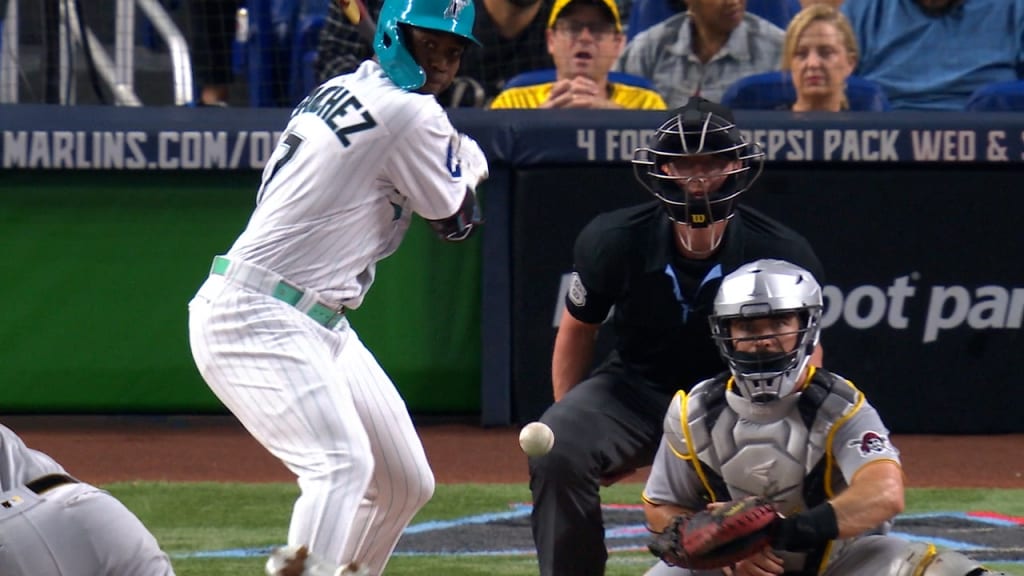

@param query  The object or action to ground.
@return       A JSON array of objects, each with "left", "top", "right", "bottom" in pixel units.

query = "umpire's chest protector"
[{"left": 674, "top": 370, "right": 860, "bottom": 517}]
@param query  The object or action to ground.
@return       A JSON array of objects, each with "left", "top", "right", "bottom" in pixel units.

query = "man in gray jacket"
[{"left": 616, "top": 0, "right": 784, "bottom": 106}]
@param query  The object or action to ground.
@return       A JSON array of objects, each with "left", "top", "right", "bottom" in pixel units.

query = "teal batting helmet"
[{"left": 374, "top": 0, "right": 480, "bottom": 91}]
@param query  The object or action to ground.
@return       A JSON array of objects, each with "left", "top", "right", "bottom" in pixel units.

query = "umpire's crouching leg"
[{"left": 528, "top": 373, "right": 671, "bottom": 576}]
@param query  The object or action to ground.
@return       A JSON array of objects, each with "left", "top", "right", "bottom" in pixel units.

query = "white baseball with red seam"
[{"left": 518, "top": 422, "right": 555, "bottom": 457}]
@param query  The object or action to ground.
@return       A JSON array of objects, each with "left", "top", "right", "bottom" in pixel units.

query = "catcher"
[{"left": 642, "top": 259, "right": 1005, "bottom": 576}]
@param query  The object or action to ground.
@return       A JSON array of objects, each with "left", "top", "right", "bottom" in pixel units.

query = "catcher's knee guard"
[{"left": 890, "top": 542, "right": 994, "bottom": 576}]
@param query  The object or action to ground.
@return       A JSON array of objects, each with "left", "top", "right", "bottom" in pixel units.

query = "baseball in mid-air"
[{"left": 518, "top": 422, "right": 555, "bottom": 457}]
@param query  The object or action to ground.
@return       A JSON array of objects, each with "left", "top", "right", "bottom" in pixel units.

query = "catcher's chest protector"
[
  {"left": 676, "top": 374, "right": 859, "bottom": 573},
  {"left": 684, "top": 372, "right": 859, "bottom": 516}
]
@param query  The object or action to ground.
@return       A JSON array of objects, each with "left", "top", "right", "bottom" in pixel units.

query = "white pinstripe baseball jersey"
[
  {"left": 189, "top": 56, "right": 488, "bottom": 576},
  {"left": 227, "top": 60, "right": 481, "bottom": 310}
]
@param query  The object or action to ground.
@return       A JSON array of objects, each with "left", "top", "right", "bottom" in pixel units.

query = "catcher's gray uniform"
[
  {"left": 642, "top": 368, "right": 931, "bottom": 576},
  {"left": 0, "top": 423, "right": 175, "bottom": 576}
]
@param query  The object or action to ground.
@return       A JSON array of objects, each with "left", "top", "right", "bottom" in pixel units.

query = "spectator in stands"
[
  {"left": 190, "top": 0, "right": 241, "bottom": 106},
  {"left": 314, "top": 0, "right": 379, "bottom": 83},
  {"left": 624, "top": 0, "right": 687, "bottom": 40},
  {"left": 615, "top": 0, "right": 785, "bottom": 107},
  {"left": 783, "top": 3, "right": 857, "bottom": 111},
  {"left": 316, "top": 0, "right": 554, "bottom": 107},
  {"left": 490, "top": 0, "right": 668, "bottom": 108},
  {"left": 842, "top": 0, "right": 1024, "bottom": 110}
]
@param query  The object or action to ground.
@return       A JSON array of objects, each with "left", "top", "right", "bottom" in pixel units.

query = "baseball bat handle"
[{"left": 339, "top": 0, "right": 377, "bottom": 44}]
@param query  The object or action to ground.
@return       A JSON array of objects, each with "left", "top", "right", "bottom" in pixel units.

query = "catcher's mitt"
[{"left": 648, "top": 496, "right": 779, "bottom": 570}]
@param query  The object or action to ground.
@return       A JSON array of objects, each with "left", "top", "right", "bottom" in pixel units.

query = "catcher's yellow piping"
[
  {"left": 679, "top": 388, "right": 717, "bottom": 502},
  {"left": 667, "top": 390, "right": 690, "bottom": 461},
  {"left": 913, "top": 543, "right": 938, "bottom": 576},
  {"left": 823, "top": 379, "right": 864, "bottom": 499},
  {"left": 798, "top": 365, "right": 816, "bottom": 393},
  {"left": 816, "top": 540, "right": 835, "bottom": 575}
]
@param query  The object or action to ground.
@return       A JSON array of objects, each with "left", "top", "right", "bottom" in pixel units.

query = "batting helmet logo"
[
  {"left": 848, "top": 431, "right": 894, "bottom": 457},
  {"left": 445, "top": 0, "right": 471, "bottom": 19}
]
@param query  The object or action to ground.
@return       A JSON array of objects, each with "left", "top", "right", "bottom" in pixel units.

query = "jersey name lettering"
[{"left": 293, "top": 85, "right": 378, "bottom": 148}]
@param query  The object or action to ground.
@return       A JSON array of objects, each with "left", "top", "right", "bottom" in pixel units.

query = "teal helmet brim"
[{"left": 374, "top": 0, "right": 479, "bottom": 91}]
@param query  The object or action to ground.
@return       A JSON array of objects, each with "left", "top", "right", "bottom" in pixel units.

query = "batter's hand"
[{"left": 457, "top": 133, "right": 489, "bottom": 188}]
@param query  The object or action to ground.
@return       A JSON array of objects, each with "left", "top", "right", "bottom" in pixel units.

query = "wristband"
[{"left": 772, "top": 501, "right": 839, "bottom": 551}]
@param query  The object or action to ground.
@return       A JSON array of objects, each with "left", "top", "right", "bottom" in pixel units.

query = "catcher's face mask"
[
  {"left": 719, "top": 313, "right": 807, "bottom": 402},
  {"left": 709, "top": 259, "right": 823, "bottom": 403}
]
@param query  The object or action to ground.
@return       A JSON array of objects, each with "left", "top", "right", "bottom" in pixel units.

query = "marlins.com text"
[{"left": 3, "top": 130, "right": 283, "bottom": 170}]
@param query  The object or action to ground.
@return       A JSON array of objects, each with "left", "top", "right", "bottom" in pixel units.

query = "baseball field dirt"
[{"left": 6, "top": 414, "right": 1022, "bottom": 488}]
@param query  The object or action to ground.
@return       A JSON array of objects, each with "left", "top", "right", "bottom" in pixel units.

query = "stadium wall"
[{"left": 0, "top": 106, "right": 1020, "bottom": 433}]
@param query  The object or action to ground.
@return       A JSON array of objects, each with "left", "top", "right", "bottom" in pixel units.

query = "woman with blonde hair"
[{"left": 782, "top": 4, "right": 858, "bottom": 111}]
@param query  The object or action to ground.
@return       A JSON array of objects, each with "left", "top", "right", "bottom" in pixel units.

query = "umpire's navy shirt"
[{"left": 566, "top": 201, "right": 825, "bottom": 394}]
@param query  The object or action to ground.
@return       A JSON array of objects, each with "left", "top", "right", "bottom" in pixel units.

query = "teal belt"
[{"left": 210, "top": 256, "right": 345, "bottom": 329}]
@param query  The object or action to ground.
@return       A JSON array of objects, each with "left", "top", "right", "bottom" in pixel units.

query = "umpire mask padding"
[{"left": 632, "top": 97, "right": 765, "bottom": 227}]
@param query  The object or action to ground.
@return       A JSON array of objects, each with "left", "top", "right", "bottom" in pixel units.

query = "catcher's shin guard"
[{"left": 891, "top": 542, "right": 1000, "bottom": 576}]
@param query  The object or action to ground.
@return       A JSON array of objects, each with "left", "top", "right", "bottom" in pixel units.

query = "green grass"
[{"left": 106, "top": 482, "right": 1024, "bottom": 576}]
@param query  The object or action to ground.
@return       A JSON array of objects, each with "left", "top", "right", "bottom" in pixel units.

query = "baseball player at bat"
[
  {"left": 642, "top": 259, "right": 1006, "bottom": 576},
  {"left": 186, "top": 0, "right": 487, "bottom": 573},
  {"left": 0, "top": 422, "right": 175, "bottom": 575},
  {"left": 316, "top": 0, "right": 554, "bottom": 107}
]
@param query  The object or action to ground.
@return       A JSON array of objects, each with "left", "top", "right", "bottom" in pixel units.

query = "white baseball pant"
[{"left": 188, "top": 270, "right": 434, "bottom": 574}]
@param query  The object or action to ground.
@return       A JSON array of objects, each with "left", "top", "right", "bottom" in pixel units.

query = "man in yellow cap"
[{"left": 489, "top": 0, "right": 667, "bottom": 108}]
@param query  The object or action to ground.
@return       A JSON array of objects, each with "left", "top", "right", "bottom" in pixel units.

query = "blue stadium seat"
[
  {"left": 290, "top": 11, "right": 327, "bottom": 104},
  {"left": 721, "top": 71, "right": 892, "bottom": 111},
  {"left": 964, "top": 80, "right": 1024, "bottom": 111},
  {"left": 239, "top": 0, "right": 329, "bottom": 106},
  {"left": 503, "top": 69, "right": 655, "bottom": 90},
  {"left": 625, "top": 0, "right": 676, "bottom": 41},
  {"left": 626, "top": 0, "right": 800, "bottom": 41},
  {"left": 746, "top": 0, "right": 802, "bottom": 30},
  {"left": 231, "top": 2, "right": 249, "bottom": 77},
  {"left": 239, "top": 0, "right": 288, "bottom": 106}
]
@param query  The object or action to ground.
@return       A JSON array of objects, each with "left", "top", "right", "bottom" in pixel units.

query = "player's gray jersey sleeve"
[
  {"left": 830, "top": 400, "right": 901, "bottom": 483},
  {"left": 643, "top": 392, "right": 707, "bottom": 510},
  {"left": 387, "top": 104, "right": 485, "bottom": 221},
  {"left": 0, "top": 423, "right": 67, "bottom": 491}
]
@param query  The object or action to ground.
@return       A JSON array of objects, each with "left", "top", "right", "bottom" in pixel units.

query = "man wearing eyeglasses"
[
  {"left": 616, "top": 0, "right": 785, "bottom": 107},
  {"left": 489, "top": 0, "right": 668, "bottom": 108}
]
